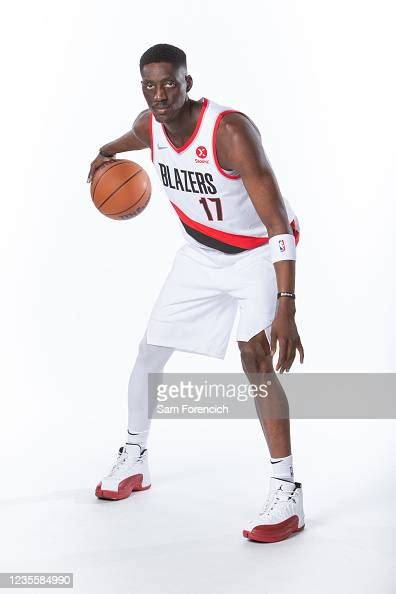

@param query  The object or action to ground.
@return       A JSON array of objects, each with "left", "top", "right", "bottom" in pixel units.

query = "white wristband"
[{"left": 269, "top": 233, "right": 296, "bottom": 263}]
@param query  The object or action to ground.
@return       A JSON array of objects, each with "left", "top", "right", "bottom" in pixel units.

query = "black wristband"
[
  {"left": 99, "top": 148, "right": 115, "bottom": 158},
  {"left": 277, "top": 292, "right": 295, "bottom": 299}
]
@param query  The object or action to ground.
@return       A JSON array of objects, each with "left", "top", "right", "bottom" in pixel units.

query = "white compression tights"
[{"left": 127, "top": 331, "right": 174, "bottom": 448}]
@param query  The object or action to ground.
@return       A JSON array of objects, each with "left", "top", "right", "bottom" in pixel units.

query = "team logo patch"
[
  {"left": 279, "top": 239, "right": 285, "bottom": 252},
  {"left": 196, "top": 146, "right": 207, "bottom": 158}
]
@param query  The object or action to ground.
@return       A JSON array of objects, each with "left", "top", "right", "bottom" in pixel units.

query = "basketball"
[{"left": 90, "top": 159, "right": 151, "bottom": 220}]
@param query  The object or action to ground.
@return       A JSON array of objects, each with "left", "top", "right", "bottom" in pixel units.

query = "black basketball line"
[
  {"left": 91, "top": 160, "right": 129, "bottom": 196},
  {"left": 110, "top": 181, "right": 150, "bottom": 215},
  {"left": 97, "top": 168, "right": 143, "bottom": 209}
]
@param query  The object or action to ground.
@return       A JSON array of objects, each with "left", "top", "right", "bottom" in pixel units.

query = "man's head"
[{"left": 140, "top": 44, "right": 193, "bottom": 122}]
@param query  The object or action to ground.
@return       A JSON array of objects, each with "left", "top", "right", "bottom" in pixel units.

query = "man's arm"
[
  {"left": 216, "top": 113, "right": 304, "bottom": 372},
  {"left": 87, "top": 110, "right": 151, "bottom": 182}
]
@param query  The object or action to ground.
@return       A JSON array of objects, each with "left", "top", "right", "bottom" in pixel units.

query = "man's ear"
[{"left": 186, "top": 75, "right": 193, "bottom": 92}]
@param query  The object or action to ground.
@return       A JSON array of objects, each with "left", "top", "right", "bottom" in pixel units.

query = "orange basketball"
[{"left": 90, "top": 159, "right": 151, "bottom": 220}]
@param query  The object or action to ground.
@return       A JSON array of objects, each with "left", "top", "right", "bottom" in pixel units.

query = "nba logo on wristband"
[{"left": 269, "top": 234, "right": 296, "bottom": 263}]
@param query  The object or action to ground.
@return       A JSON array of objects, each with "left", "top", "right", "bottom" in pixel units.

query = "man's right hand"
[
  {"left": 87, "top": 153, "right": 115, "bottom": 183},
  {"left": 87, "top": 111, "right": 151, "bottom": 183}
]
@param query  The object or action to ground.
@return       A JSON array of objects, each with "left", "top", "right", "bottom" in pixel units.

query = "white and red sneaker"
[
  {"left": 95, "top": 444, "right": 151, "bottom": 500},
  {"left": 243, "top": 478, "right": 305, "bottom": 543}
]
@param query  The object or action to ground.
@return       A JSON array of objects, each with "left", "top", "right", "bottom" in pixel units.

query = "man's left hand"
[{"left": 270, "top": 311, "right": 304, "bottom": 373}]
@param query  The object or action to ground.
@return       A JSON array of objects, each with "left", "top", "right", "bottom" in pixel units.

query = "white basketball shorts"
[{"left": 146, "top": 241, "right": 279, "bottom": 359}]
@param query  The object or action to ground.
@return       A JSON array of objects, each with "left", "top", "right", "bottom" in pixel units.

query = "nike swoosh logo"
[{"left": 157, "top": 145, "right": 168, "bottom": 150}]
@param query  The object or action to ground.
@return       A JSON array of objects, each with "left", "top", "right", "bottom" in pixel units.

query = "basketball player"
[{"left": 88, "top": 44, "right": 305, "bottom": 543}]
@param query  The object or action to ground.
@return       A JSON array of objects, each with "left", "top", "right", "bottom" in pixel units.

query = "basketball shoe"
[
  {"left": 243, "top": 477, "right": 305, "bottom": 543},
  {"left": 95, "top": 444, "right": 151, "bottom": 500}
]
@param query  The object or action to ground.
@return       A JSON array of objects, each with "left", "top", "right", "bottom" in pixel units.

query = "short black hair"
[{"left": 139, "top": 44, "right": 187, "bottom": 73}]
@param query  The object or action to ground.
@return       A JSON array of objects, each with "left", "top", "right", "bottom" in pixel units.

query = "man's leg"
[
  {"left": 127, "top": 330, "right": 174, "bottom": 448},
  {"left": 239, "top": 328, "right": 304, "bottom": 542},
  {"left": 238, "top": 328, "right": 291, "bottom": 459},
  {"left": 95, "top": 330, "right": 174, "bottom": 500}
]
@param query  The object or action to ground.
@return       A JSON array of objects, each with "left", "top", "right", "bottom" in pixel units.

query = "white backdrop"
[
  {"left": 1, "top": 0, "right": 395, "bottom": 470},
  {"left": 0, "top": 2, "right": 395, "bottom": 590}
]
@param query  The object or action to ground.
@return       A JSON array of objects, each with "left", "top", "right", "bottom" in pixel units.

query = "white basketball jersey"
[{"left": 150, "top": 97, "right": 299, "bottom": 253}]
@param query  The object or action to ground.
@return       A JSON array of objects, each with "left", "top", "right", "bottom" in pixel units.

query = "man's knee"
[
  {"left": 238, "top": 332, "right": 274, "bottom": 373},
  {"left": 137, "top": 332, "right": 173, "bottom": 369}
]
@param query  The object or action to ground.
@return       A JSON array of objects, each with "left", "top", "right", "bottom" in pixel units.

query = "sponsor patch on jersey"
[{"left": 195, "top": 145, "right": 209, "bottom": 164}]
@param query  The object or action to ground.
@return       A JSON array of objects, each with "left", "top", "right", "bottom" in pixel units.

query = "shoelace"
[
  {"left": 109, "top": 450, "right": 141, "bottom": 476},
  {"left": 259, "top": 487, "right": 296, "bottom": 517}
]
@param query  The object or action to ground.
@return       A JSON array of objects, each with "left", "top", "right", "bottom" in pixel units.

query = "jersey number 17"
[{"left": 199, "top": 197, "right": 223, "bottom": 221}]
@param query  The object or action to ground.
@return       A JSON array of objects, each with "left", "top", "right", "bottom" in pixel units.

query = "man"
[{"left": 88, "top": 43, "right": 305, "bottom": 543}]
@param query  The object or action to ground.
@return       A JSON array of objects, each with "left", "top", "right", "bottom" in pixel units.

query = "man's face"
[{"left": 141, "top": 62, "right": 192, "bottom": 123}]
